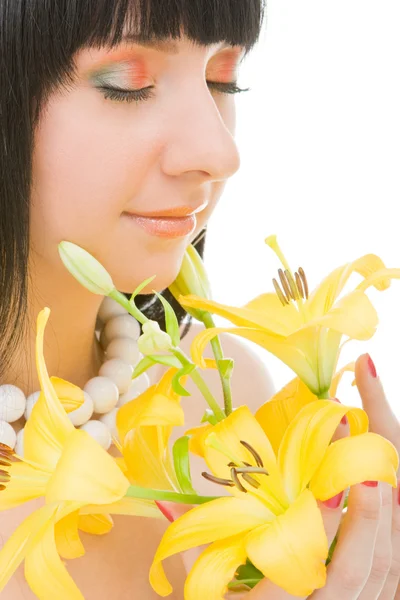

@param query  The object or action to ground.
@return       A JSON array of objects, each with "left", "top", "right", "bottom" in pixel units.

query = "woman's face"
[{"left": 30, "top": 34, "right": 243, "bottom": 292}]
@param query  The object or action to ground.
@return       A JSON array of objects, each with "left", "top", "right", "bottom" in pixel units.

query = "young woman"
[{"left": 0, "top": 1, "right": 399, "bottom": 598}]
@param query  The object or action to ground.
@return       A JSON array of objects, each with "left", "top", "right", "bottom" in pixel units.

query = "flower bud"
[
  {"left": 138, "top": 321, "right": 173, "bottom": 355},
  {"left": 169, "top": 244, "right": 211, "bottom": 318},
  {"left": 58, "top": 241, "right": 115, "bottom": 296}
]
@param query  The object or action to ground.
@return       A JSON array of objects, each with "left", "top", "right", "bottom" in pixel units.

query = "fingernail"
[
  {"left": 155, "top": 501, "right": 175, "bottom": 522},
  {"left": 332, "top": 398, "right": 348, "bottom": 425},
  {"left": 367, "top": 354, "right": 377, "bottom": 378},
  {"left": 322, "top": 491, "right": 344, "bottom": 508},
  {"left": 362, "top": 480, "right": 378, "bottom": 487}
]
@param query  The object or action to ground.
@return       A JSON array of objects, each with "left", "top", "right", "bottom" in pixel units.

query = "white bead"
[
  {"left": 98, "top": 297, "right": 127, "bottom": 323},
  {"left": 99, "top": 359, "right": 133, "bottom": 394},
  {"left": 98, "top": 407, "right": 119, "bottom": 442},
  {"left": 84, "top": 377, "right": 119, "bottom": 414},
  {"left": 80, "top": 420, "right": 111, "bottom": 451},
  {"left": 24, "top": 391, "right": 41, "bottom": 420},
  {"left": 0, "top": 385, "right": 27, "bottom": 423},
  {"left": 68, "top": 391, "right": 94, "bottom": 426},
  {"left": 117, "top": 373, "right": 150, "bottom": 407},
  {"left": 104, "top": 314, "right": 141, "bottom": 344},
  {"left": 15, "top": 428, "right": 24, "bottom": 457},
  {"left": 0, "top": 420, "right": 17, "bottom": 449},
  {"left": 106, "top": 337, "right": 142, "bottom": 367}
]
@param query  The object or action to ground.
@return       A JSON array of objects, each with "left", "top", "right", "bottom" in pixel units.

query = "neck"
[{"left": 4, "top": 255, "right": 105, "bottom": 396}]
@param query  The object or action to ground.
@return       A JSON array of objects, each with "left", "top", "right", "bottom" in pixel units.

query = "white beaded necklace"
[{"left": 0, "top": 297, "right": 150, "bottom": 455}]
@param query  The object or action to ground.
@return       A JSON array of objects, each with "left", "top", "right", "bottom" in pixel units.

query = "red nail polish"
[
  {"left": 367, "top": 354, "right": 377, "bottom": 378},
  {"left": 322, "top": 492, "right": 344, "bottom": 508},
  {"left": 362, "top": 480, "right": 378, "bottom": 487},
  {"left": 155, "top": 501, "right": 174, "bottom": 522},
  {"left": 332, "top": 398, "right": 348, "bottom": 425}
]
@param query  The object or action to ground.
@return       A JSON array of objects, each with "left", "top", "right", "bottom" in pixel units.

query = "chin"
[{"left": 111, "top": 251, "right": 186, "bottom": 295}]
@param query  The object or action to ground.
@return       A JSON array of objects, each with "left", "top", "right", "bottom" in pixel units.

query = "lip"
[
  {"left": 122, "top": 202, "right": 207, "bottom": 238},
  {"left": 123, "top": 213, "right": 197, "bottom": 238}
]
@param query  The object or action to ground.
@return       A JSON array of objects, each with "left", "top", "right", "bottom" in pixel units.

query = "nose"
[{"left": 160, "top": 83, "right": 241, "bottom": 182}]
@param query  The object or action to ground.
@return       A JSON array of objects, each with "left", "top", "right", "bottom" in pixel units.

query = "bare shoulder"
[{"left": 178, "top": 321, "right": 275, "bottom": 416}]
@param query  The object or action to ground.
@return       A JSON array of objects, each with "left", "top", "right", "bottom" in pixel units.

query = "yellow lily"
[
  {"left": 180, "top": 236, "right": 400, "bottom": 397},
  {"left": 0, "top": 308, "right": 160, "bottom": 600},
  {"left": 116, "top": 368, "right": 186, "bottom": 492},
  {"left": 149, "top": 399, "right": 398, "bottom": 599}
]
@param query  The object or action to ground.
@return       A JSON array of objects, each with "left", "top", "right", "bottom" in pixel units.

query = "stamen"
[
  {"left": 272, "top": 278, "right": 289, "bottom": 307},
  {"left": 241, "top": 473, "right": 261, "bottom": 489},
  {"left": 201, "top": 472, "right": 235, "bottom": 487},
  {"left": 284, "top": 270, "right": 300, "bottom": 300},
  {"left": 0, "top": 485, "right": 6, "bottom": 491},
  {"left": 295, "top": 272, "right": 305, "bottom": 299},
  {"left": 230, "top": 468, "right": 247, "bottom": 493},
  {"left": 227, "top": 462, "right": 237, "bottom": 468},
  {"left": 234, "top": 467, "right": 270, "bottom": 475},
  {"left": 278, "top": 269, "right": 293, "bottom": 302},
  {"left": 299, "top": 267, "right": 309, "bottom": 299},
  {"left": 240, "top": 440, "right": 264, "bottom": 468}
]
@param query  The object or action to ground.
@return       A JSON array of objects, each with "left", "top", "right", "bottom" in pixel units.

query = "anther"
[
  {"left": 201, "top": 472, "right": 235, "bottom": 488},
  {"left": 273, "top": 278, "right": 289, "bottom": 306},
  {"left": 284, "top": 270, "right": 300, "bottom": 300},
  {"left": 295, "top": 272, "right": 305, "bottom": 299},
  {"left": 240, "top": 440, "right": 264, "bottom": 468},
  {"left": 298, "top": 267, "right": 309, "bottom": 299},
  {"left": 278, "top": 269, "right": 293, "bottom": 302},
  {"left": 230, "top": 468, "right": 247, "bottom": 493}
]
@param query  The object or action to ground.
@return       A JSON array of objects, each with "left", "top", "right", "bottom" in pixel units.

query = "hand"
[{"left": 246, "top": 353, "right": 400, "bottom": 600}]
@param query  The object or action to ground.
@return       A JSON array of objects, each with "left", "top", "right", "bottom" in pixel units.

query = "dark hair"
[{"left": 0, "top": 0, "right": 266, "bottom": 378}]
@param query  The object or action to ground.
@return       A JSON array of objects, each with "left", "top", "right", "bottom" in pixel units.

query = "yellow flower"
[
  {"left": 180, "top": 236, "right": 400, "bottom": 396},
  {"left": 0, "top": 308, "right": 160, "bottom": 600},
  {"left": 169, "top": 243, "right": 211, "bottom": 320},
  {"left": 116, "top": 368, "right": 186, "bottom": 492},
  {"left": 149, "top": 399, "right": 398, "bottom": 599}
]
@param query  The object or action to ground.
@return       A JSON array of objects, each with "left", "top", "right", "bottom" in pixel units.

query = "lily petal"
[
  {"left": 54, "top": 510, "right": 85, "bottom": 559},
  {"left": 0, "top": 462, "right": 49, "bottom": 509},
  {"left": 357, "top": 267, "right": 400, "bottom": 293},
  {"left": 255, "top": 378, "right": 317, "bottom": 456},
  {"left": 50, "top": 377, "right": 85, "bottom": 414},
  {"left": 186, "top": 424, "right": 213, "bottom": 457},
  {"left": 184, "top": 533, "right": 247, "bottom": 600},
  {"left": 78, "top": 513, "right": 114, "bottom": 535},
  {"left": 46, "top": 429, "right": 129, "bottom": 505},
  {"left": 179, "top": 294, "right": 301, "bottom": 335},
  {"left": 25, "top": 513, "right": 84, "bottom": 600},
  {"left": 24, "top": 309, "right": 74, "bottom": 470},
  {"left": 116, "top": 389, "right": 184, "bottom": 444},
  {"left": 149, "top": 495, "right": 274, "bottom": 597},
  {"left": 245, "top": 489, "right": 328, "bottom": 597},
  {"left": 189, "top": 326, "right": 319, "bottom": 392},
  {"left": 309, "top": 432, "right": 399, "bottom": 500},
  {"left": 306, "top": 254, "right": 388, "bottom": 318},
  {"left": 80, "top": 496, "right": 161, "bottom": 520},
  {"left": 278, "top": 400, "right": 368, "bottom": 501}
]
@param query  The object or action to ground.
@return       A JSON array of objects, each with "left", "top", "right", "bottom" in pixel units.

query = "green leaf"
[
  {"left": 228, "top": 559, "right": 264, "bottom": 590},
  {"left": 129, "top": 276, "right": 157, "bottom": 303},
  {"left": 154, "top": 291, "right": 181, "bottom": 347},
  {"left": 131, "top": 356, "right": 156, "bottom": 379},
  {"left": 172, "top": 364, "right": 196, "bottom": 396},
  {"left": 131, "top": 354, "right": 182, "bottom": 379},
  {"left": 217, "top": 358, "right": 235, "bottom": 380},
  {"left": 172, "top": 436, "right": 196, "bottom": 495}
]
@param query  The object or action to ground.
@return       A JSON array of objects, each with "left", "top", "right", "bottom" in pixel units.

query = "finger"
[
  {"left": 358, "top": 482, "right": 393, "bottom": 599},
  {"left": 310, "top": 481, "right": 381, "bottom": 599},
  {"left": 355, "top": 354, "right": 400, "bottom": 472},
  {"left": 378, "top": 481, "right": 400, "bottom": 600}
]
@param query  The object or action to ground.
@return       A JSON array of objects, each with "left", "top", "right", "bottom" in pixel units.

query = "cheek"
[{"left": 30, "top": 88, "right": 162, "bottom": 246}]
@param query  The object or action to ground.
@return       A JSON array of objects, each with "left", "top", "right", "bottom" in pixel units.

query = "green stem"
[
  {"left": 201, "top": 312, "right": 233, "bottom": 416},
  {"left": 318, "top": 390, "right": 330, "bottom": 400},
  {"left": 173, "top": 348, "right": 226, "bottom": 422},
  {"left": 125, "top": 485, "right": 220, "bottom": 504},
  {"left": 109, "top": 289, "right": 148, "bottom": 326}
]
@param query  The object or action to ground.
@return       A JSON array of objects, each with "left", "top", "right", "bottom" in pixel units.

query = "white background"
[{"left": 205, "top": 1, "right": 400, "bottom": 416}]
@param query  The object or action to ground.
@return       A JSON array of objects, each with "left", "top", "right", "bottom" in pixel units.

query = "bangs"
[{"left": 81, "top": 0, "right": 266, "bottom": 53}]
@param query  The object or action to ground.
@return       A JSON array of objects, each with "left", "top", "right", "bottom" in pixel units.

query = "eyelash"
[{"left": 98, "top": 81, "right": 250, "bottom": 103}]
